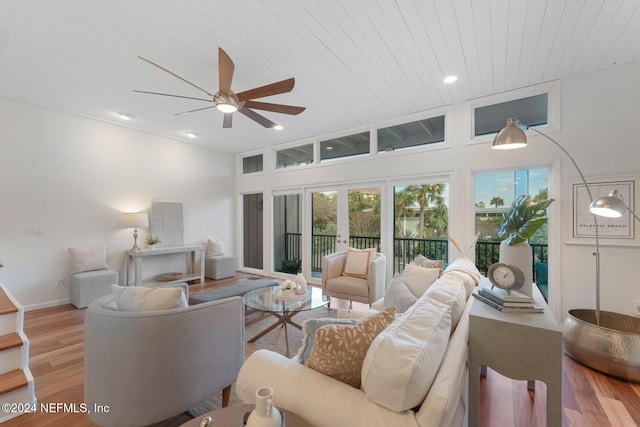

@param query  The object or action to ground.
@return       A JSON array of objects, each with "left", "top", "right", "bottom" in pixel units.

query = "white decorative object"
[
  {"left": 295, "top": 273, "right": 307, "bottom": 294},
  {"left": 246, "top": 386, "right": 281, "bottom": 427},
  {"left": 498, "top": 240, "right": 533, "bottom": 297}
]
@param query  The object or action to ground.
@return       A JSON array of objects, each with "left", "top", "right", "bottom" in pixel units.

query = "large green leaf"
[{"left": 499, "top": 195, "right": 554, "bottom": 246}]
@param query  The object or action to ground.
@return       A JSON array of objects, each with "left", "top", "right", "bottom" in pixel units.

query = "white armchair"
[
  {"left": 321, "top": 250, "right": 386, "bottom": 306},
  {"left": 84, "top": 288, "right": 244, "bottom": 427}
]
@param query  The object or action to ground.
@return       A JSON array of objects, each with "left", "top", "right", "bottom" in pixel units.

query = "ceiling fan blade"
[
  {"left": 174, "top": 105, "right": 217, "bottom": 116},
  {"left": 242, "top": 100, "right": 305, "bottom": 115},
  {"left": 133, "top": 90, "right": 212, "bottom": 103},
  {"left": 238, "top": 108, "right": 277, "bottom": 128},
  {"left": 218, "top": 48, "right": 235, "bottom": 95},
  {"left": 223, "top": 113, "right": 233, "bottom": 128},
  {"left": 138, "top": 56, "right": 215, "bottom": 97},
  {"left": 236, "top": 78, "right": 295, "bottom": 102}
]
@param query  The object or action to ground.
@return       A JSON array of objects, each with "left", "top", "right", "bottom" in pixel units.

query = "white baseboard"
[{"left": 23, "top": 298, "right": 71, "bottom": 312}]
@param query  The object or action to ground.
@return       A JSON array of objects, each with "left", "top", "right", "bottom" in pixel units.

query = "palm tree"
[
  {"left": 490, "top": 196, "right": 504, "bottom": 209},
  {"left": 406, "top": 184, "right": 446, "bottom": 239}
]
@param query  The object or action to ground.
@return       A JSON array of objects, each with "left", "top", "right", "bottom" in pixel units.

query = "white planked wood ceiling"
[{"left": 1, "top": 0, "right": 639, "bottom": 153}]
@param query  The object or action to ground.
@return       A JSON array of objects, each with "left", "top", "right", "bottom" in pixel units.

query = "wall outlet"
[
  {"left": 56, "top": 278, "right": 65, "bottom": 287},
  {"left": 633, "top": 299, "right": 640, "bottom": 317},
  {"left": 25, "top": 226, "right": 44, "bottom": 236}
]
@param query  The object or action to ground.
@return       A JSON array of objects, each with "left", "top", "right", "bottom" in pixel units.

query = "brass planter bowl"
[{"left": 563, "top": 309, "right": 640, "bottom": 382}]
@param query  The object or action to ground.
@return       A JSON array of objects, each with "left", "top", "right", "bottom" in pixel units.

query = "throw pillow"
[
  {"left": 296, "top": 318, "right": 357, "bottom": 364},
  {"left": 206, "top": 238, "right": 224, "bottom": 257},
  {"left": 110, "top": 285, "right": 188, "bottom": 311},
  {"left": 414, "top": 254, "right": 445, "bottom": 276},
  {"left": 383, "top": 276, "right": 418, "bottom": 313},
  {"left": 305, "top": 306, "right": 396, "bottom": 388},
  {"left": 402, "top": 263, "right": 440, "bottom": 297},
  {"left": 361, "top": 297, "right": 452, "bottom": 412},
  {"left": 68, "top": 245, "right": 109, "bottom": 274},
  {"left": 342, "top": 248, "right": 373, "bottom": 278}
]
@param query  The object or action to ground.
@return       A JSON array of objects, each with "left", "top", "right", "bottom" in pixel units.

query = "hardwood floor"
[{"left": 3, "top": 274, "right": 640, "bottom": 426}]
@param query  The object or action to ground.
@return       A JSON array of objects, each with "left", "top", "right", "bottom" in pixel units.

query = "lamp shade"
[
  {"left": 491, "top": 117, "right": 528, "bottom": 150},
  {"left": 589, "top": 190, "right": 627, "bottom": 218},
  {"left": 122, "top": 212, "right": 149, "bottom": 229}
]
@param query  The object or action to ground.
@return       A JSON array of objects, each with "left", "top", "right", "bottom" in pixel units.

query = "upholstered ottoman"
[
  {"left": 70, "top": 269, "right": 118, "bottom": 308},
  {"left": 205, "top": 256, "right": 235, "bottom": 280}
]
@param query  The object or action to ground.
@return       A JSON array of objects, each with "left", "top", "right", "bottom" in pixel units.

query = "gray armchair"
[
  {"left": 321, "top": 251, "right": 386, "bottom": 306},
  {"left": 84, "top": 286, "right": 244, "bottom": 427}
]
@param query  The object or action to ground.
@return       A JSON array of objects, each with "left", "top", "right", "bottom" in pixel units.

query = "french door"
[{"left": 308, "top": 183, "right": 383, "bottom": 280}]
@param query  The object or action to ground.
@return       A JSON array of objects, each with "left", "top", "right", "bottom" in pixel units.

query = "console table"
[
  {"left": 468, "top": 278, "right": 562, "bottom": 427},
  {"left": 125, "top": 245, "right": 206, "bottom": 286}
]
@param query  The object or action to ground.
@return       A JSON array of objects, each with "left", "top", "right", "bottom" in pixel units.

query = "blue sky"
[{"left": 475, "top": 168, "right": 548, "bottom": 207}]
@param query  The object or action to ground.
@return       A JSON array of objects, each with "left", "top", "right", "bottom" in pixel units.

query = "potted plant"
[
  {"left": 145, "top": 236, "right": 161, "bottom": 250},
  {"left": 497, "top": 194, "right": 554, "bottom": 292}
]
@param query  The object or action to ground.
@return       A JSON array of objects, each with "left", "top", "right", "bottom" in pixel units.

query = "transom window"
[
  {"left": 378, "top": 116, "right": 445, "bottom": 153},
  {"left": 474, "top": 94, "right": 548, "bottom": 137}
]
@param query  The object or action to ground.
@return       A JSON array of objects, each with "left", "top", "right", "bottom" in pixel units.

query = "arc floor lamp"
[{"left": 492, "top": 117, "right": 640, "bottom": 383}]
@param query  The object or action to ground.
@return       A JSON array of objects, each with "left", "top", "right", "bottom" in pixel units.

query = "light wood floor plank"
[{"left": 2, "top": 273, "right": 640, "bottom": 426}]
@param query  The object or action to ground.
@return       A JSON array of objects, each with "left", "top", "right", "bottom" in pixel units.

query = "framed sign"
[{"left": 573, "top": 180, "right": 635, "bottom": 240}]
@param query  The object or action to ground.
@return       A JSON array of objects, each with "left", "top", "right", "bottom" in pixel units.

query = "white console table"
[
  {"left": 125, "top": 245, "right": 206, "bottom": 286},
  {"left": 468, "top": 278, "right": 562, "bottom": 427}
]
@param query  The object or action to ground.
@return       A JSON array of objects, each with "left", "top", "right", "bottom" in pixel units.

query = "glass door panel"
[
  {"left": 273, "top": 193, "right": 302, "bottom": 274},
  {"left": 243, "top": 193, "right": 263, "bottom": 269},
  {"left": 348, "top": 187, "right": 381, "bottom": 251},
  {"left": 311, "top": 190, "right": 337, "bottom": 277}
]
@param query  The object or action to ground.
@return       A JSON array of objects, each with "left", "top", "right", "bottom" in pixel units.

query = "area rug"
[{"left": 186, "top": 305, "right": 337, "bottom": 418}]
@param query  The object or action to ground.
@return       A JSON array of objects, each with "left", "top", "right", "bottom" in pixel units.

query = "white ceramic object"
[
  {"left": 246, "top": 386, "right": 282, "bottom": 427},
  {"left": 499, "top": 240, "right": 533, "bottom": 297},
  {"left": 295, "top": 273, "right": 307, "bottom": 294}
]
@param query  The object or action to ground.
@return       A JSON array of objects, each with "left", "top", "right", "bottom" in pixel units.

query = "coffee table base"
[{"left": 247, "top": 308, "right": 302, "bottom": 357}]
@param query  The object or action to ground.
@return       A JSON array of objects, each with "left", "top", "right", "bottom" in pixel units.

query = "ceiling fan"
[{"left": 134, "top": 48, "right": 305, "bottom": 128}]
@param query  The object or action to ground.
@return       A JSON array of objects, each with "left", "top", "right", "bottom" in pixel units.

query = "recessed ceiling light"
[
  {"left": 184, "top": 132, "right": 198, "bottom": 139},
  {"left": 274, "top": 125, "right": 283, "bottom": 131},
  {"left": 443, "top": 75, "right": 458, "bottom": 84},
  {"left": 326, "top": 146, "right": 334, "bottom": 150},
  {"left": 117, "top": 112, "right": 134, "bottom": 120}
]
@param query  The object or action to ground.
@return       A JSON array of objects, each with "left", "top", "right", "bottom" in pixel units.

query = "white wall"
[
  {"left": 236, "top": 62, "right": 640, "bottom": 321},
  {"left": 0, "top": 99, "right": 235, "bottom": 309}
]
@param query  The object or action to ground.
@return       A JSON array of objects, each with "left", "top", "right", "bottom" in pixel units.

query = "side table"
[
  {"left": 180, "top": 404, "right": 310, "bottom": 427},
  {"left": 468, "top": 278, "right": 562, "bottom": 427}
]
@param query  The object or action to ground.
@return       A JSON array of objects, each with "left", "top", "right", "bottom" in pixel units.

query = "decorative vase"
[
  {"left": 295, "top": 273, "right": 307, "bottom": 294},
  {"left": 499, "top": 240, "right": 533, "bottom": 296},
  {"left": 149, "top": 245, "right": 156, "bottom": 250},
  {"left": 246, "top": 386, "right": 281, "bottom": 427}
]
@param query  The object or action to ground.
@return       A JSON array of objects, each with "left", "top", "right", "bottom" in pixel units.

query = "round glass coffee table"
[
  {"left": 243, "top": 285, "right": 329, "bottom": 357},
  {"left": 180, "top": 404, "right": 309, "bottom": 426}
]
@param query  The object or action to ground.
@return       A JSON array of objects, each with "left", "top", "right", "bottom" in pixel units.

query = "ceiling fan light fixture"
[{"left": 216, "top": 103, "right": 237, "bottom": 113}]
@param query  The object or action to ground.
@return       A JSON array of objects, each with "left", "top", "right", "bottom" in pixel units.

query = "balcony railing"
[{"left": 283, "top": 233, "right": 548, "bottom": 278}]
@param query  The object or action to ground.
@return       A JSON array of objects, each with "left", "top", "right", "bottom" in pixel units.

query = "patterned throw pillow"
[
  {"left": 305, "top": 306, "right": 396, "bottom": 388},
  {"left": 414, "top": 254, "right": 444, "bottom": 276},
  {"left": 342, "top": 248, "right": 373, "bottom": 278}
]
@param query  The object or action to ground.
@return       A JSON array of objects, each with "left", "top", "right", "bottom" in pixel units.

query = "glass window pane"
[
  {"left": 378, "top": 116, "right": 445, "bottom": 153},
  {"left": 242, "top": 154, "right": 263, "bottom": 174},
  {"left": 311, "top": 191, "right": 337, "bottom": 277},
  {"left": 393, "top": 183, "right": 449, "bottom": 274},
  {"left": 474, "top": 93, "right": 548, "bottom": 137},
  {"left": 474, "top": 168, "right": 549, "bottom": 287},
  {"left": 276, "top": 144, "right": 313, "bottom": 169},
  {"left": 273, "top": 194, "right": 302, "bottom": 273},
  {"left": 349, "top": 188, "right": 381, "bottom": 250},
  {"left": 320, "top": 132, "right": 370, "bottom": 162},
  {"left": 243, "top": 193, "right": 263, "bottom": 269}
]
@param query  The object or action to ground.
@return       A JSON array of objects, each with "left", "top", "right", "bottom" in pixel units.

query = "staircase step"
[
  {"left": 0, "top": 287, "right": 19, "bottom": 316},
  {"left": 0, "top": 333, "right": 22, "bottom": 352},
  {"left": 0, "top": 369, "right": 28, "bottom": 395}
]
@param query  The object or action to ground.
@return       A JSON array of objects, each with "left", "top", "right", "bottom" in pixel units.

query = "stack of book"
[{"left": 473, "top": 286, "right": 544, "bottom": 313}]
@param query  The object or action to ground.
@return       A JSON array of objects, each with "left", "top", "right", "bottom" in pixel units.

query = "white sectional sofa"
[{"left": 236, "top": 258, "right": 481, "bottom": 427}]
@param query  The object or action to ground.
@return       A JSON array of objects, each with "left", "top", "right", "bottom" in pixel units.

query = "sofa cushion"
[
  {"left": 361, "top": 297, "right": 451, "bottom": 412},
  {"left": 325, "top": 275, "right": 369, "bottom": 297},
  {"left": 296, "top": 318, "right": 357, "bottom": 364},
  {"left": 305, "top": 306, "right": 396, "bottom": 388},
  {"left": 383, "top": 276, "right": 418, "bottom": 313},
  {"left": 68, "top": 245, "right": 109, "bottom": 274},
  {"left": 110, "top": 285, "right": 187, "bottom": 311},
  {"left": 402, "top": 263, "right": 440, "bottom": 297},
  {"left": 443, "top": 257, "right": 482, "bottom": 298},
  {"left": 342, "top": 248, "right": 372, "bottom": 278},
  {"left": 424, "top": 278, "right": 467, "bottom": 332}
]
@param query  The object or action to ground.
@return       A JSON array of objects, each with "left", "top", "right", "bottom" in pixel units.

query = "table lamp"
[{"left": 122, "top": 212, "right": 149, "bottom": 251}]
